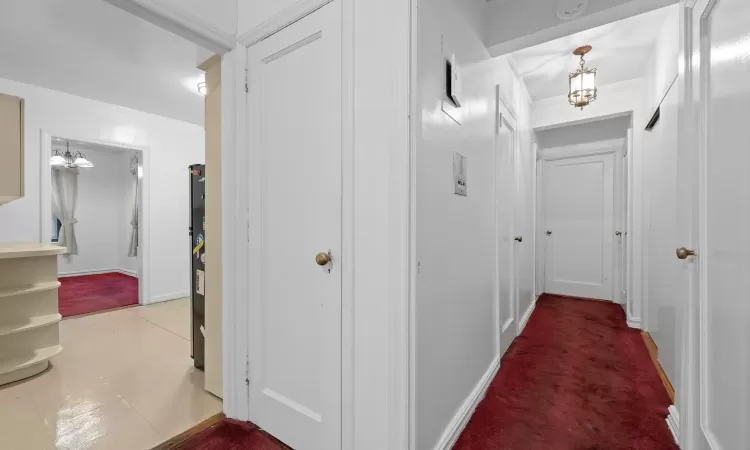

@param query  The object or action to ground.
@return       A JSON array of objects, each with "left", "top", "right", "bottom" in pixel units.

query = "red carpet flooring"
[
  {"left": 171, "top": 294, "right": 676, "bottom": 450},
  {"left": 454, "top": 294, "right": 678, "bottom": 450},
  {"left": 175, "top": 419, "right": 288, "bottom": 449},
  {"left": 58, "top": 273, "right": 138, "bottom": 318}
]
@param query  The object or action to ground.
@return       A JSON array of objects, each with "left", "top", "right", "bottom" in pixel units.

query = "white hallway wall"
[
  {"left": 415, "top": 0, "right": 534, "bottom": 447},
  {"left": 642, "top": 5, "right": 680, "bottom": 397},
  {"left": 56, "top": 147, "right": 137, "bottom": 276},
  {"left": 0, "top": 77, "right": 204, "bottom": 304}
]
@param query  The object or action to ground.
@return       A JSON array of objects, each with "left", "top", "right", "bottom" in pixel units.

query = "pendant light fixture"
[
  {"left": 568, "top": 45, "right": 598, "bottom": 110},
  {"left": 50, "top": 141, "right": 94, "bottom": 169}
]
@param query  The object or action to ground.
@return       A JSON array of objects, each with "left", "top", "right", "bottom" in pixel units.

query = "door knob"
[
  {"left": 676, "top": 247, "right": 696, "bottom": 260},
  {"left": 315, "top": 251, "right": 332, "bottom": 266},
  {"left": 615, "top": 231, "right": 622, "bottom": 236},
  {"left": 514, "top": 236, "right": 523, "bottom": 243},
  {"left": 546, "top": 231, "right": 552, "bottom": 236}
]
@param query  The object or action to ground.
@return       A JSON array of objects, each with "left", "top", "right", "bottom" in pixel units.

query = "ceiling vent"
[{"left": 556, "top": 0, "right": 589, "bottom": 21}]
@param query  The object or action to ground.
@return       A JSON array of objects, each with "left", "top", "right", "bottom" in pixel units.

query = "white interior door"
[
  {"left": 543, "top": 154, "right": 614, "bottom": 300},
  {"left": 684, "top": 0, "right": 750, "bottom": 447},
  {"left": 495, "top": 93, "right": 517, "bottom": 355},
  {"left": 246, "top": 3, "right": 342, "bottom": 449}
]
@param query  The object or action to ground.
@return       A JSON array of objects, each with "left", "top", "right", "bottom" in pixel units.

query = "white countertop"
[{"left": 0, "top": 243, "right": 66, "bottom": 259}]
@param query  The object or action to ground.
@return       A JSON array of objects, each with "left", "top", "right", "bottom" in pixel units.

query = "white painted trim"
[
  {"left": 626, "top": 316, "right": 642, "bottom": 329},
  {"left": 237, "top": 0, "right": 334, "bottom": 47},
  {"left": 538, "top": 143, "right": 622, "bottom": 161},
  {"left": 518, "top": 297, "right": 536, "bottom": 333},
  {"left": 666, "top": 405, "right": 680, "bottom": 445},
  {"left": 117, "top": 268, "right": 138, "bottom": 277},
  {"left": 57, "top": 268, "right": 138, "bottom": 278},
  {"left": 39, "top": 131, "right": 150, "bottom": 306},
  {"left": 341, "top": 0, "right": 355, "bottom": 446},
  {"left": 101, "top": 0, "right": 235, "bottom": 54},
  {"left": 386, "top": 0, "right": 412, "bottom": 446},
  {"left": 58, "top": 268, "right": 137, "bottom": 278},
  {"left": 433, "top": 356, "right": 501, "bottom": 450},
  {"left": 221, "top": 44, "right": 249, "bottom": 421},
  {"left": 149, "top": 291, "right": 190, "bottom": 304},
  {"left": 408, "top": 0, "right": 420, "bottom": 446},
  {"left": 501, "top": 317, "right": 514, "bottom": 333}
]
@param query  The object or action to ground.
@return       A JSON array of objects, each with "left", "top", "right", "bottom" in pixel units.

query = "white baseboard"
[
  {"left": 434, "top": 355, "right": 501, "bottom": 450},
  {"left": 148, "top": 291, "right": 190, "bottom": 304},
  {"left": 626, "top": 316, "right": 642, "bottom": 329},
  {"left": 501, "top": 317, "right": 514, "bottom": 333},
  {"left": 117, "top": 268, "right": 138, "bottom": 277},
  {"left": 519, "top": 299, "right": 537, "bottom": 333},
  {"left": 666, "top": 405, "right": 679, "bottom": 445},
  {"left": 58, "top": 268, "right": 138, "bottom": 278}
]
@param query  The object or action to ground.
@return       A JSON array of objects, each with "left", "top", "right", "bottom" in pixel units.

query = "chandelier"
[
  {"left": 50, "top": 141, "right": 94, "bottom": 169},
  {"left": 568, "top": 45, "right": 597, "bottom": 110}
]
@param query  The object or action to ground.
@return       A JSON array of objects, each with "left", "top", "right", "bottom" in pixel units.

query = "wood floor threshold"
[
  {"left": 61, "top": 303, "right": 140, "bottom": 320},
  {"left": 151, "top": 412, "right": 226, "bottom": 450},
  {"left": 641, "top": 331, "right": 676, "bottom": 404}
]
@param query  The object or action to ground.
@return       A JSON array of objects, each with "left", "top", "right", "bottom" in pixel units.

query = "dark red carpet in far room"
[
  {"left": 58, "top": 273, "right": 138, "bottom": 318},
  {"left": 454, "top": 294, "right": 677, "bottom": 450}
]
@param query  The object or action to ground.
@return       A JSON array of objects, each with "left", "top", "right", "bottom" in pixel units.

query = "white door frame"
[
  {"left": 38, "top": 130, "right": 151, "bottom": 305},
  {"left": 537, "top": 144, "right": 625, "bottom": 303},
  {"left": 494, "top": 92, "right": 521, "bottom": 345}
]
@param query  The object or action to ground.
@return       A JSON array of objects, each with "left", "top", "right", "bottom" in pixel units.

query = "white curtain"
[
  {"left": 52, "top": 168, "right": 79, "bottom": 255},
  {"left": 128, "top": 156, "right": 139, "bottom": 257}
]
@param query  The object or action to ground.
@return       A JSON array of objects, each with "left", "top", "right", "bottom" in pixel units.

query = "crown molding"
[{"left": 102, "top": 0, "right": 236, "bottom": 54}]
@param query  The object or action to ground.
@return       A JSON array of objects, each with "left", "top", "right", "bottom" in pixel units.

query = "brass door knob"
[
  {"left": 676, "top": 247, "right": 696, "bottom": 260},
  {"left": 315, "top": 251, "right": 332, "bottom": 266},
  {"left": 514, "top": 236, "right": 523, "bottom": 243}
]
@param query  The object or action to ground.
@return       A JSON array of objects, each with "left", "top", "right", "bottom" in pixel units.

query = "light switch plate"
[{"left": 454, "top": 152, "right": 467, "bottom": 196}]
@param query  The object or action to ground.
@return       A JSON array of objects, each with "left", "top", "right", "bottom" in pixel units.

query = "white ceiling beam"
[{"left": 485, "top": 0, "right": 678, "bottom": 57}]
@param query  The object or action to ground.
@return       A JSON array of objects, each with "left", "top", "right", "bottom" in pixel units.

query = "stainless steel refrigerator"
[{"left": 189, "top": 164, "right": 205, "bottom": 370}]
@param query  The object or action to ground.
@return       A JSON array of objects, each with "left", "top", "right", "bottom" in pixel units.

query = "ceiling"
[
  {"left": 0, "top": 0, "right": 207, "bottom": 126},
  {"left": 509, "top": 5, "right": 677, "bottom": 101}
]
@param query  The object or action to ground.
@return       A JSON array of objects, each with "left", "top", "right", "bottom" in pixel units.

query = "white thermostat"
[{"left": 453, "top": 152, "right": 467, "bottom": 196}]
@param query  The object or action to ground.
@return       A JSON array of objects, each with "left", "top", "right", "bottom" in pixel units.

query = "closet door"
[{"left": 246, "top": 3, "right": 343, "bottom": 450}]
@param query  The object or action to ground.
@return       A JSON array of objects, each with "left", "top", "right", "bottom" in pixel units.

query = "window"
[{"left": 52, "top": 215, "right": 62, "bottom": 243}]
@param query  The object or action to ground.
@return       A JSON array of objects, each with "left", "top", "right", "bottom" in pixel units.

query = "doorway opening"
[
  {"left": 535, "top": 115, "right": 631, "bottom": 304},
  {"left": 43, "top": 136, "right": 146, "bottom": 317}
]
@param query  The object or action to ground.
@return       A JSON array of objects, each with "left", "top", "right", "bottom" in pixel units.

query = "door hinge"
[
  {"left": 246, "top": 219, "right": 250, "bottom": 243},
  {"left": 244, "top": 69, "right": 249, "bottom": 93},
  {"left": 245, "top": 354, "right": 250, "bottom": 386}
]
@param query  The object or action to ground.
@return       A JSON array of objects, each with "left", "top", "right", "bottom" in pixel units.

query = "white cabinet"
[{"left": 0, "top": 93, "right": 23, "bottom": 205}]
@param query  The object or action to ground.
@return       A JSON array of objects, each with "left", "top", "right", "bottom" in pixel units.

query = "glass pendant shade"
[
  {"left": 73, "top": 153, "right": 94, "bottom": 168},
  {"left": 50, "top": 151, "right": 67, "bottom": 166},
  {"left": 568, "top": 46, "right": 598, "bottom": 110}
]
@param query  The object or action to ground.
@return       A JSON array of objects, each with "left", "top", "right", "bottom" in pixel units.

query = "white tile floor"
[{"left": 0, "top": 298, "right": 222, "bottom": 450}]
